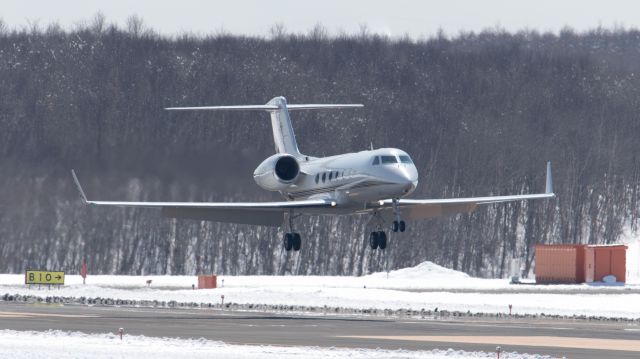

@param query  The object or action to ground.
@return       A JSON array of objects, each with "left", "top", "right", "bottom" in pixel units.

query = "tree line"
[{"left": 1, "top": 17, "right": 639, "bottom": 277}]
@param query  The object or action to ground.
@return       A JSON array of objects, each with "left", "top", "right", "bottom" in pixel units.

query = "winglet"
[
  {"left": 545, "top": 161, "right": 554, "bottom": 195},
  {"left": 71, "top": 169, "right": 88, "bottom": 203}
]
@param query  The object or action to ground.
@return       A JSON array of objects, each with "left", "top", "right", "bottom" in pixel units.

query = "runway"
[{"left": 1, "top": 301, "right": 639, "bottom": 358}]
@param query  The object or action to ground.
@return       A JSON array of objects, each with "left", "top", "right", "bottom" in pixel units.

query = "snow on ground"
[
  {"left": 0, "top": 330, "right": 549, "bottom": 359},
  {"left": 2, "top": 261, "right": 639, "bottom": 318}
]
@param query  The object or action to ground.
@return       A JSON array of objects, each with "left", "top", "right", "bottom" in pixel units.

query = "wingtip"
[
  {"left": 545, "top": 161, "right": 554, "bottom": 195},
  {"left": 71, "top": 169, "right": 88, "bottom": 203}
]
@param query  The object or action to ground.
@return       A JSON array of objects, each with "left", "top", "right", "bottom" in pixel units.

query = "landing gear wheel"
[
  {"left": 399, "top": 220, "right": 406, "bottom": 232},
  {"left": 377, "top": 231, "right": 387, "bottom": 250},
  {"left": 369, "top": 232, "right": 379, "bottom": 250},
  {"left": 284, "top": 233, "right": 293, "bottom": 251},
  {"left": 292, "top": 233, "right": 301, "bottom": 251},
  {"left": 392, "top": 221, "right": 399, "bottom": 233}
]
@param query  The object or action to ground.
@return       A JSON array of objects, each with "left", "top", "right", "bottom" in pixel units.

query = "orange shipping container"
[
  {"left": 535, "top": 244, "right": 586, "bottom": 283},
  {"left": 592, "top": 245, "right": 627, "bottom": 282},
  {"left": 585, "top": 247, "right": 595, "bottom": 283}
]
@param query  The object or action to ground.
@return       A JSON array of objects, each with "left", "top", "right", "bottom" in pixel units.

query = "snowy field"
[
  {"left": 2, "top": 261, "right": 639, "bottom": 319},
  {"left": 0, "top": 330, "right": 550, "bottom": 359}
]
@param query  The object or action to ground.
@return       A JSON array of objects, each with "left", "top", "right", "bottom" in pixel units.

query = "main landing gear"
[
  {"left": 283, "top": 210, "right": 302, "bottom": 251},
  {"left": 283, "top": 232, "right": 301, "bottom": 251},
  {"left": 368, "top": 211, "right": 388, "bottom": 250},
  {"left": 369, "top": 231, "right": 387, "bottom": 250}
]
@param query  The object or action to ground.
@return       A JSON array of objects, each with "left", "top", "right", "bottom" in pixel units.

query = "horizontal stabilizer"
[
  {"left": 165, "top": 104, "right": 363, "bottom": 111},
  {"left": 165, "top": 105, "right": 279, "bottom": 111},
  {"left": 165, "top": 96, "right": 362, "bottom": 157},
  {"left": 287, "top": 104, "right": 363, "bottom": 110}
]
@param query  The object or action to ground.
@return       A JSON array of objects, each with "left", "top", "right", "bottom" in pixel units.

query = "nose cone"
[
  {"left": 404, "top": 171, "right": 419, "bottom": 194},
  {"left": 393, "top": 165, "right": 418, "bottom": 195}
]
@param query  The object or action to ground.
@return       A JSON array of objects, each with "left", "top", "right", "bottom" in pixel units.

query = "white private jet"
[{"left": 72, "top": 96, "right": 554, "bottom": 251}]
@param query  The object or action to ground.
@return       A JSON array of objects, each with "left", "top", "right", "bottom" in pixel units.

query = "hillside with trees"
[{"left": 1, "top": 17, "right": 639, "bottom": 277}]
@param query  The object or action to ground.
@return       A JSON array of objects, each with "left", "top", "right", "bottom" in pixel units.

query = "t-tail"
[{"left": 166, "top": 96, "right": 363, "bottom": 157}]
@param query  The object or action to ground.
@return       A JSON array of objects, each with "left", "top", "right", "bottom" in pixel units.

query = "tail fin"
[
  {"left": 166, "top": 96, "right": 363, "bottom": 156},
  {"left": 266, "top": 97, "right": 300, "bottom": 155}
]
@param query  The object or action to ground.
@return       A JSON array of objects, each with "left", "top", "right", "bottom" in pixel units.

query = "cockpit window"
[
  {"left": 380, "top": 155, "right": 398, "bottom": 164},
  {"left": 329, "top": 172, "right": 333, "bottom": 180},
  {"left": 372, "top": 156, "right": 380, "bottom": 165},
  {"left": 399, "top": 155, "right": 413, "bottom": 164}
]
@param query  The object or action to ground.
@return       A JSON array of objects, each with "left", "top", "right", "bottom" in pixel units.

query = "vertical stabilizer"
[{"left": 266, "top": 97, "right": 301, "bottom": 156}]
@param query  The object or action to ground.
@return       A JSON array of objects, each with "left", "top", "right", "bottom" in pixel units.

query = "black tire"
[
  {"left": 399, "top": 220, "right": 406, "bottom": 232},
  {"left": 292, "top": 233, "right": 301, "bottom": 251},
  {"left": 392, "top": 220, "right": 399, "bottom": 232},
  {"left": 284, "top": 233, "right": 293, "bottom": 251},
  {"left": 369, "top": 232, "right": 379, "bottom": 249},
  {"left": 378, "top": 231, "right": 387, "bottom": 250}
]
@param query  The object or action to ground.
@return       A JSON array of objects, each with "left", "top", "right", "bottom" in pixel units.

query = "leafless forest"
[{"left": 1, "top": 17, "right": 639, "bottom": 277}]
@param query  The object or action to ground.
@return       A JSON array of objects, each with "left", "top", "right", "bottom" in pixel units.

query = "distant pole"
[{"left": 81, "top": 260, "right": 88, "bottom": 285}]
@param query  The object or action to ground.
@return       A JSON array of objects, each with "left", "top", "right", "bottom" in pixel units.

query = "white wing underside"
[
  {"left": 72, "top": 160, "right": 554, "bottom": 226},
  {"left": 370, "top": 193, "right": 554, "bottom": 220},
  {"left": 85, "top": 198, "right": 334, "bottom": 227},
  {"left": 72, "top": 170, "right": 334, "bottom": 226},
  {"left": 91, "top": 199, "right": 334, "bottom": 226}
]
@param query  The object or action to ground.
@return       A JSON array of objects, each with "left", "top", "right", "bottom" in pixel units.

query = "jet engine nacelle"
[{"left": 253, "top": 154, "right": 301, "bottom": 191}]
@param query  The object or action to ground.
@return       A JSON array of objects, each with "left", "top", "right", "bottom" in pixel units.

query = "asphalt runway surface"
[{"left": 1, "top": 301, "right": 639, "bottom": 358}]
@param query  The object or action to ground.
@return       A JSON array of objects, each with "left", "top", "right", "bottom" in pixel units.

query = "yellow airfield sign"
[{"left": 25, "top": 270, "right": 65, "bottom": 285}]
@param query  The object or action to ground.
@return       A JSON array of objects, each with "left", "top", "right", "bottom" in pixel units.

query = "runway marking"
[
  {"left": 401, "top": 320, "right": 574, "bottom": 331},
  {"left": 338, "top": 335, "right": 640, "bottom": 352},
  {"left": 0, "top": 311, "right": 99, "bottom": 319}
]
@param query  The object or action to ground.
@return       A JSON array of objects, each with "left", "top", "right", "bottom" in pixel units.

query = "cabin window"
[
  {"left": 399, "top": 155, "right": 413, "bottom": 164},
  {"left": 380, "top": 155, "right": 398, "bottom": 164},
  {"left": 329, "top": 172, "right": 333, "bottom": 180},
  {"left": 322, "top": 173, "right": 326, "bottom": 183},
  {"left": 315, "top": 174, "right": 319, "bottom": 184},
  {"left": 372, "top": 156, "right": 380, "bottom": 165}
]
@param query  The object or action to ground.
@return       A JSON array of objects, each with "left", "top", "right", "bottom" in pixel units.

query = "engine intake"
[
  {"left": 253, "top": 154, "right": 301, "bottom": 191},
  {"left": 275, "top": 156, "right": 299, "bottom": 181}
]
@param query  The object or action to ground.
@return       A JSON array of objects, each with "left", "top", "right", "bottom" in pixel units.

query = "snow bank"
[
  {"left": 2, "top": 261, "right": 639, "bottom": 318},
  {"left": 0, "top": 330, "right": 550, "bottom": 359},
  {"left": 366, "top": 261, "right": 470, "bottom": 280}
]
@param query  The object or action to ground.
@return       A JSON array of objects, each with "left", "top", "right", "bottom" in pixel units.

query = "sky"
[{"left": 1, "top": 0, "right": 639, "bottom": 38}]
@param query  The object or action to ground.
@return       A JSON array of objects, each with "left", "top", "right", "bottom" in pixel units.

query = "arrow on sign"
[{"left": 55, "top": 275, "right": 62, "bottom": 280}]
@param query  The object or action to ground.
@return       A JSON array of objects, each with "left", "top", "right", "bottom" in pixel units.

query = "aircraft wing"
[
  {"left": 375, "top": 162, "right": 555, "bottom": 220},
  {"left": 71, "top": 170, "right": 335, "bottom": 226},
  {"left": 378, "top": 193, "right": 554, "bottom": 220}
]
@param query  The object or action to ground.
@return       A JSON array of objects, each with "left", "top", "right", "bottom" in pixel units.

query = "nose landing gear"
[
  {"left": 392, "top": 220, "right": 406, "bottom": 233},
  {"left": 391, "top": 198, "right": 406, "bottom": 233}
]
